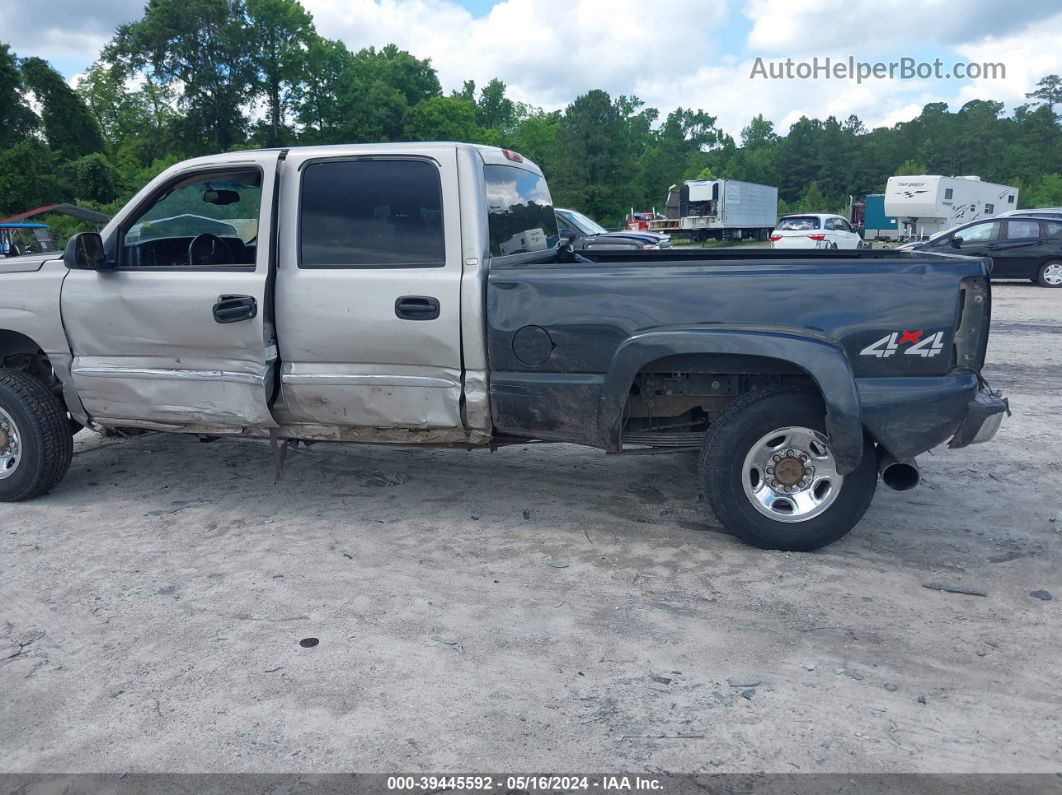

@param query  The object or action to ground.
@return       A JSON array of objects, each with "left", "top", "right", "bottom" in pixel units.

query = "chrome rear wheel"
[
  {"left": 741, "top": 426, "right": 842, "bottom": 522},
  {"left": 698, "top": 388, "right": 878, "bottom": 550}
]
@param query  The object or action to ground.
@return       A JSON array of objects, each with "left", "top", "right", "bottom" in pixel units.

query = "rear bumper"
[
  {"left": 770, "top": 238, "right": 824, "bottom": 250},
  {"left": 949, "top": 386, "right": 1008, "bottom": 449}
]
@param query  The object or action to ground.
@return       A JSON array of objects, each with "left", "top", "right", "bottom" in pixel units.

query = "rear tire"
[
  {"left": 698, "top": 388, "right": 877, "bottom": 551},
  {"left": 0, "top": 369, "right": 73, "bottom": 501},
  {"left": 1036, "top": 260, "right": 1062, "bottom": 288}
]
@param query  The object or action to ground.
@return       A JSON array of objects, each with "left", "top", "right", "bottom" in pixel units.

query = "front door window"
[{"left": 121, "top": 169, "right": 262, "bottom": 268}]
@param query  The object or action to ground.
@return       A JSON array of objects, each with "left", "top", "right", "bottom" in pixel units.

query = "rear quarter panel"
[
  {"left": 488, "top": 255, "right": 983, "bottom": 378},
  {"left": 486, "top": 252, "right": 990, "bottom": 457}
]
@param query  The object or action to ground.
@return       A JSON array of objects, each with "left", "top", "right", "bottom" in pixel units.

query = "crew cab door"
[
  {"left": 61, "top": 154, "right": 280, "bottom": 428},
  {"left": 272, "top": 148, "right": 464, "bottom": 431}
]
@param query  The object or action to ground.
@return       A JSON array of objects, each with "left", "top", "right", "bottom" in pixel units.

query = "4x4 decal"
[{"left": 860, "top": 330, "right": 945, "bottom": 358}]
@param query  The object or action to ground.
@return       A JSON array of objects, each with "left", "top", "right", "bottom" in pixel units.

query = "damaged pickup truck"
[{"left": 0, "top": 143, "right": 1007, "bottom": 550}]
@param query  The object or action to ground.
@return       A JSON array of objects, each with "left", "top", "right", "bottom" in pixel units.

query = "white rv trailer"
[
  {"left": 884, "top": 175, "right": 1018, "bottom": 239},
  {"left": 649, "top": 179, "right": 778, "bottom": 240}
]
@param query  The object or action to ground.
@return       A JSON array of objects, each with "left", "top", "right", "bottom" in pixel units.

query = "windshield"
[
  {"left": 777, "top": 216, "right": 820, "bottom": 231},
  {"left": 563, "top": 210, "right": 608, "bottom": 235}
]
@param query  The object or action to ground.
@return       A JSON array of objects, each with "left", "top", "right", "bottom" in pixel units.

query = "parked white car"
[{"left": 770, "top": 214, "right": 863, "bottom": 250}]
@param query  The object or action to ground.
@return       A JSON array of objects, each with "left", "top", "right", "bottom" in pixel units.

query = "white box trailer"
[
  {"left": 884, "top": 175, "right": 1018, "bottom": 239},
  {"left": 649, "top": 179, "right": 778, "bottom": 240}
]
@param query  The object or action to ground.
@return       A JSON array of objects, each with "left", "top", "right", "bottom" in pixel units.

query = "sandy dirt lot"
[{"left": 1, "top": 282, "right": 1060, "bottom": 774}]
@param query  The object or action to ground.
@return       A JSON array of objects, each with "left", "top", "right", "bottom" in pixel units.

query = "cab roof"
[{"left": 177, "top": 142, "right": 543, "bottom": 174}]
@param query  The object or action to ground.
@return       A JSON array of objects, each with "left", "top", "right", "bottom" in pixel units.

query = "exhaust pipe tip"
[{"left": 877, "top": 450, "right": 920, "bottom": 491}]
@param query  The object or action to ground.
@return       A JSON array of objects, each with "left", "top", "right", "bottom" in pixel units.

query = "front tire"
[
  {"left": 1037, "top": 260, "right": 1062, "bottom": 288},
  {"left": 0, "top": 369, "right": 73, "bottom": 501},
  {"left": 698, "top": 388, "right": 877, "bottom": 551}
]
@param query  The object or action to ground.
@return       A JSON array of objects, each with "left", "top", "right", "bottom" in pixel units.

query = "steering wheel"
[{"left": 188, "top": 233, "right": 231, "bottom": 266}]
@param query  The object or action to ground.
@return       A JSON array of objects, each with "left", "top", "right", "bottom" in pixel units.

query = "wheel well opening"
[
  {"left": 0, "top": 330, "right": 62, "bottom": 395},
  {"left": 622, "top": 353, "right": 821, "bottom": 447}
]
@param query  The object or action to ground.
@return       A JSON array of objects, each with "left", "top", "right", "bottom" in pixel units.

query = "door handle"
[
  {"left": 395, "top": 296, "right": 440, "bottom": 320},
  {"left": 213, "top": 294, "right": 257, "bottom": 324}
]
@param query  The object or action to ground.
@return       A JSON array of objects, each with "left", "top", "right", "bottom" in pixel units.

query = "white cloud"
[
  {"left": 302, "top": 0, "right": 729, "bottom": 108},
  {"left": 954, "top": 14, "right": 1062, "bottom": 108},
  {"left": 743, "top": 0, "right": 1058, "bottom": 55},
  {"left": 6, "top": 0, "right": 142, "bottom": 64}
]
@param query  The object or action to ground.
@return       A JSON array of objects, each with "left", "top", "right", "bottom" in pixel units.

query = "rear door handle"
[
  {"left": 213, "top": 294, "right": 257, "bottom": 324},
  {"left": 395, "top": 296, "right": 440, "bottom": 320}
]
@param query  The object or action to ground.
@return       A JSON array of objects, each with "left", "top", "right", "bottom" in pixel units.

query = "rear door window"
[
  {"left": 299, "top": 159, "right": 445, "bottom": 268},
  {"left": 484, "top": 164, "right": 558, "bottom": 257},
  {"left": 1005, "top": 220, "right": 1040, "bottom": 240},
  {"left": 778, "top": 216, "right": 820, "bottom": 231}
]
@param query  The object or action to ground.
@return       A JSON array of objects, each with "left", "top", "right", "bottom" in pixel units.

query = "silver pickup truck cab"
[{"left": 0, "top": 143, "right": 1006, "bottom": 551}]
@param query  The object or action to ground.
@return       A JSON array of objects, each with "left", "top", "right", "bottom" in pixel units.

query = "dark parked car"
[
  {"left": 900, "top": 215, "right": 1062, "bottom": 287},
  {"left": 555, "top": 208, "right": 671, "bottom": 251}
]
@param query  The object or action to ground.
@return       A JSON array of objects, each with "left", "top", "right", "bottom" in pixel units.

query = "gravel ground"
[{"left": 1, "top": 282, "right": 1060, "bottom": 774}]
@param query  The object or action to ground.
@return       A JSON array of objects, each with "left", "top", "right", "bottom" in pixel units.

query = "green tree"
[
  {"left": 246, "top": 0, "right": 315, "bottom": 146},
  {"left": 0, "top": 140, "right": 67, "bottom": 214},
  {"left": 793, "top": 181, "right": 831, "bottom": 212},
  {"left": 1022, "top": 173, "right": 1062, "bottom": 207},
  {"left": 505, "top": 109, "right": 561, "bottom": 174},
  {"left": 294, "top": 36, "right": 352, "bottom": 142},
  {"left": 406, "top": 95, "right": 483, "bottom": 142},
  {"left": 20, "top": 56, "right": 103, "bottom": 158},
  {"left": 475, "top": 78, "right": 516, "bottom": 132},
  {"left": 0, "top": 44, "right": 37, "bottom": 148},
  {"left": 740, "top": 114, "right": 777, "bottom": 149},
  {"left": 635, "top": 107, "right": 719, "bottom": 208},
  {"left": 895, "top": 159, "right": 927, "bottom": 176},
  {"left": 107, "top": 0, "right": 256, "bottom": 152},
  {"left": 77, "top": 61, "right": 178, "bottom": 176},
  {"left": 552, "top": 90, "right": 635, "bottom": 223},
  {"left": 1026, "top": 74, "right": 1062, "bottom": 116},
  {"left": 61, "top": 153, "right": 121, "bottom": 203},
  {"left": 295, "top": 42, "right": 441, "bottom": 143}
]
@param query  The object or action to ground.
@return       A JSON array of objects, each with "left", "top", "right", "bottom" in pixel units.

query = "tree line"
[{"left": 1, "top": 0, "right": 1061, "bottom": 239}]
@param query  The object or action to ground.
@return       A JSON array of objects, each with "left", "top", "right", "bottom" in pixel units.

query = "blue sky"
[{"left": 12, "top": 0, "right": 1062, "bottom": 136}]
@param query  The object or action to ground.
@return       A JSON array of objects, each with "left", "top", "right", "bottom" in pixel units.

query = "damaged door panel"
[
  {"left": 60, "top": 155, "right": 280, "bottom": 428},
  {"left": 272, "top": 149, "right": 465, "bottom": 433}
]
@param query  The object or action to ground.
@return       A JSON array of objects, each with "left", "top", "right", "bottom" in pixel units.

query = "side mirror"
[
  {"left": 559, "top": 228, "right": 577, "bottom": 243},
  {"left": 63, "top": 232, "right": 110, "bottom": 270},
  {"left": 950, "top": 236, "right": 963, "bottom": 249}
]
